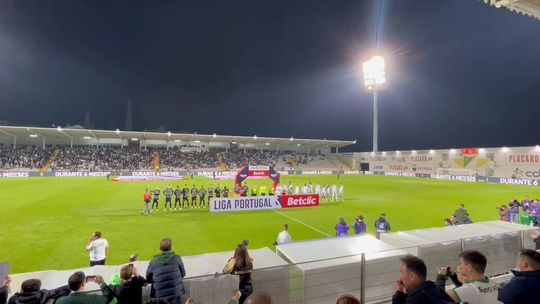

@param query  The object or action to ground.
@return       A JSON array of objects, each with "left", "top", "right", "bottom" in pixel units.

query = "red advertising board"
[{"left": 280, "top": 194, "right": 320, "bottom": 208}]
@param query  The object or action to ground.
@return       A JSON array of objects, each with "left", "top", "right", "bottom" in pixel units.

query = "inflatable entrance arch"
[{"left": 234, "top": 165, "right": 280, "bottom": 189}]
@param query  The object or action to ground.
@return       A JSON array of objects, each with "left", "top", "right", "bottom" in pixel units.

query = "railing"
[{"left": 177, "top": 229, "right": 539, "bottom": 304}]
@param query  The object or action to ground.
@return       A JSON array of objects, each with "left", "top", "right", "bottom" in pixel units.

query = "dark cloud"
[{"left": 0, "top": 0, "right": 538, "bottom": 151}]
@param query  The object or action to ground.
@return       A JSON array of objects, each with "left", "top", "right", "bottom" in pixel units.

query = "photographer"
[
  {"left": 101, "top": 264, "right": 146, "bottom": 304},
  {"left": 498, "top": 205, "right": 509, "bottom": 222},
  {"left": 436, "top": 250, "right": 499, "bottom": 303}
]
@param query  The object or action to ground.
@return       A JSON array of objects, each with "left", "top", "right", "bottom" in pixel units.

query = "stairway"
[
  {"left": 286, "top": 154, "right": 299, "bottom": 170},
  {"left": 40, "top": 148, "right": 60, "bottom": 174},
  {"left": 216, "top": 152, "right": 228, "bottom": 171},
  {"left": 153, "top": 152, "right": 161, "bottom": 173},
  {"left": 335, "top": 154, "right": 353, "bottom": 170}
]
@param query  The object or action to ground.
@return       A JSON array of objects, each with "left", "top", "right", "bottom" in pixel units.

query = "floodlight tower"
[{"left": 363, "top": 55, "right": 386, "bottom": 152}]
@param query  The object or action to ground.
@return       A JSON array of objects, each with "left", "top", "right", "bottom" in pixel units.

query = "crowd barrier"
[{"left": 7, "top": 222, "right": 539, "bottom": 304}]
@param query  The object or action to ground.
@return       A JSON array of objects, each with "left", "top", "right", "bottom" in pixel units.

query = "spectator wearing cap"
[
  {"left": 498, "top": 249, "right": 540, "bottom": 303},
  {"left": 146, "top": 238, "right": 186, "bottom": 304},
  {"left": 7, "top": 278, "right": 70, "bottom": 304},
  {"left": 56, "top": 271, "right": 112, "bottom": 304}
]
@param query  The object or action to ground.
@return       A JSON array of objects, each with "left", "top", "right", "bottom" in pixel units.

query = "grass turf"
[{"left": 1, "top": 174, "right": 539, "bottom": 273}]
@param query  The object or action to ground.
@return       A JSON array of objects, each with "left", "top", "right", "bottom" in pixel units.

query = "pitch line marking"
[{"left": 271, "top": 209, "right": 332, "bottom": 238}]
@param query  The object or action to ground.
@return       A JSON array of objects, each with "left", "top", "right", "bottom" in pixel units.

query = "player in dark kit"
[
  {"left": 152, "top": 188, "right": 160, "bottom": 211},
  {"left": 215, "top": 184, "right": 222, "bottom": 198},
  {"left": 199, "top": 186, "right": 206, "bottom": 207},
  {"left": 163, "top": 186, "right": 173, "bottom": 211},
  {"left": 208, "top": 184, "right": 214, "bottom": 203},
  {"left": 174, "top": 186, "right": 182, "bottom": 210},
  {"left": 223, "top": 186, "right": 230, "bottom": 198},
  {"left": 191, "top": 185, "right": 198, "bottom": 208},
  {"left": 182, "top": 184, "right": 190, "bottom": 208}
]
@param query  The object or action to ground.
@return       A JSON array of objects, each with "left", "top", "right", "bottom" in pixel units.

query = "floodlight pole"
[{"left": 373, "top": 90, "right": 378, "bottom": 152}]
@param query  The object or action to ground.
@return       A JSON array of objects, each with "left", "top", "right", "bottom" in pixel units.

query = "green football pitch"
[{"left": 2, "top": 174, "right": 539, "bottom": 274}]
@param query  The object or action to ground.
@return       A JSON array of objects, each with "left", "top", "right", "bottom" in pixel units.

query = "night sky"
[{"left": 0, "top": 0, "right": 538, "bottom": 151}]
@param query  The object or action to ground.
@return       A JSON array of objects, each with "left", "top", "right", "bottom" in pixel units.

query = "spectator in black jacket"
[
  {"left": 392, "top": 255, "right": 454, "bottom": 304},
  {"left": 1, "top": 276, "right": 10, "bottom": 304},
  {"left": 223, "top": 245, "right": 253, "bottom": 304},
  {"left": 7, "top": 278, "right": 71, "bottom": 304},
  {"left": 146, "top": 238, "right": 186, "bottom": 304},
  {"left": 102, "top": 264, "right": 146, "bottom": 304},
  {"left": 498, "top": 249, "right": 540, "bottom": 304}
]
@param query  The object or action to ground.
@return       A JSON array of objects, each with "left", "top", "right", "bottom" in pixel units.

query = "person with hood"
[
  {"left": 375, "top": 213, "right": 391, "bottom": 239},
  {"left": 352, "top": 215, "right": 367, "bottom": 235},
  {"left": 146, "top": 238, "right": 186, "bottom": 304},
  {"left": 335, "top": 218, "right": 349, "bottom": 237},
  {"left": 7, "top": 278, "right": 70, "bottom": 304}
]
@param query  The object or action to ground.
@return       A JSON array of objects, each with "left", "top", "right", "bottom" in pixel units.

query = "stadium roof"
[
  {"left": 0, "top": 125, "right": 356, "bottom": 148},
  {"left": 483, "top": 0, "right": 540, "bottom": 20}
]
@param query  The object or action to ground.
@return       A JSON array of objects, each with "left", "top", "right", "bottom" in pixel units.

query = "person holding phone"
[
  {"left": 86, "top": 231, "right": 109, "bottom": 266},
  {"left": 56, "top": 271, "right": 112, "bottom": 304}
]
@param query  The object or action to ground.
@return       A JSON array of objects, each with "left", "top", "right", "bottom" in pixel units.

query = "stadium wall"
[{"left": 345, "top": 145, "right": 540, "bottom": 180}]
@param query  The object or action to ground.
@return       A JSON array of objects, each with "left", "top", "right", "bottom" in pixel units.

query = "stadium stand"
[
  {"left": 0, "top": 145, "right": 339, "bottom": 171},
  {"left": 0, "top": 144, "right": 54, "bottom": 170}
]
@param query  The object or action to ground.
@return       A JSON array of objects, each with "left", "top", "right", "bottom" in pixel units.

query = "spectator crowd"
[{"left": 0, "top": 145, "right": 322, "bottom": 171}]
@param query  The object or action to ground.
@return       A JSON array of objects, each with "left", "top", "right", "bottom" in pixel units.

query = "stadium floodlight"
[
  {"left": 290, "top": 137, "right": 294, "bottom": 141},
  {"left": 450, "top": 149, "right": 456, "bottom": 154},
  {"left": 297, "top": 143, "right": 301, "bottom": 147},
  {"left": 382, "top": 151, "right": 386, "bottom": 155},
  {"left": 253, "top": 135, "right": 257, "bottom": 140},
  {"left": 396, "top": 150, "right": 400, "bottom": 154},
  {"left": 115, "top": 129, "right": 120, "bottom": 134},
  {"left": 174, "top": 139, "right": 181, "bottom": 143},
  {"left": 213, "top": 133, "right": 217, "bottom": 138},
  {"left": 57, "top": 126, "right": 62, "bottom": 132},
  {"left": 29, "top": 134, "right": 38, "bottom": 138},
  {"left": 363, "top": 55, "right": 386, "bottom": 152},
  {"left": 502, "top": 147, "right": 509, "bottom": 153},
  {"left": 83, "top": 136, "right": 91, "bottom": 140},
  {"left": 167, "top": 131, "right": 171, "bottom": 137},
  {"left": 131, "top": 138, "right": 138, "bottom": 141},
  {"left": 412, "top": 150, "right": 417, "bottom": 154},
  {"left": 353, "top": 140, "right": 357, "bottom": 144},
  {"left": 429, "top": 150, "right": 435, "bottom": 154},
  {"left": 536, "top": 145, "right": 540, "bottom": 150},
  {"left": 479, "top": 148, "right": 486, "bottom": 153},
  {"left": 371, "top": 151, "right": 375, "bottom": 156},
  {"left": 231, "top": 141, "right": 237, "bottom": 144}
]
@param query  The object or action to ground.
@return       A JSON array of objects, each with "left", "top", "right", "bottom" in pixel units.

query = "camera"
[{"left": 85, "top": 275, "right": 97, "bottom": 283}]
